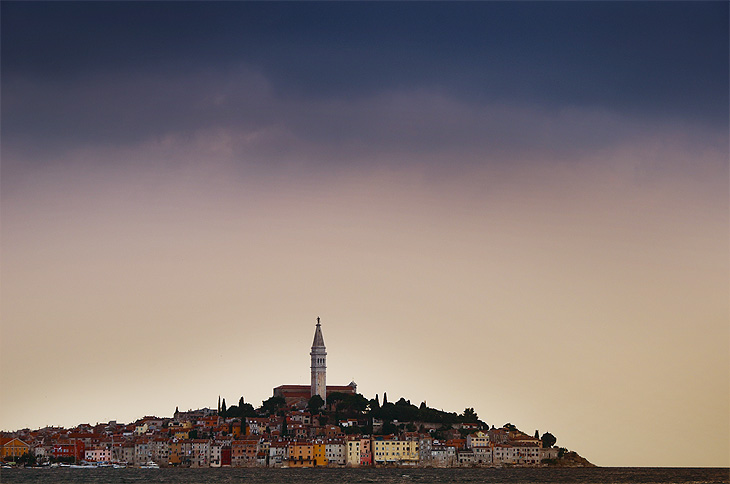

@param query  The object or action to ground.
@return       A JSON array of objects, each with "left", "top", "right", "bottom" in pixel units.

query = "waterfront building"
[
  {"left": 346, "top": 437, "right": 361, "bottom": 466},
  {"left": 210, "top": 442, "right": 222, "bottom": 467},
  {"left": 372, "top": 435, "right": 419, "bottom": 465},
  {"left": 191, "top": 439, "right": 211, "bottom": 467},
  {"left": 150, "top": 438, "right": 170, "bottom": 466},
  {"left": 84, "top": 444, "right": 111, "bottom": 463},
  {"left": 513, "top": 442, "right": 542, "bottom": 465},
  {"left": 359, "top": 436, "right": 372, "bottom": 466},
  {"left": 268, "top": 440, "right": 288, "bottom": 467},
  {"left": 472, "top": 445, "right": 492, "bottom": 465},
  {"left": 457, "top": 448, "right": 475, "bottom": 466},
  {"left": 492, "top": 444, "right": 519, "bottom": 464},
  {"left": 418, "top": 435, "right": 433, "bottom": 465},
  {"left": 134, "top": 439, "right": 151, "bottom": 465},
  {"left": 431, "top": 443, "right": 456, "bottom": 467},
  {"left": 0, "top": 438, "right": 30, "bottom": 459},
  {"left": 288, "top": 440, "right": 314, "bottom": 467},
  {"left": 231, "top": 437, "right": 259, "bottom": 467},
  {"left": 312, "top": 439, "right": 327, "bottom": 466},
  {"left": 119, "top": 443, "right": 135, "bottom": 465},
  {"left": 325, "top": 438, "right": 346, "bottom": 465},
  {"left": 169, "top": 440, "right": 191, "bottom": 466}
]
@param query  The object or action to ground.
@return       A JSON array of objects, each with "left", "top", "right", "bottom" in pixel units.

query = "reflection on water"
[{"left": 0, "top": 467, "right": 728, "bottom": 484}]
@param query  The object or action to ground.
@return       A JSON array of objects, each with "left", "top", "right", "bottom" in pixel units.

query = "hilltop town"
[{"left": 1, "top": 319, "right": 592, "bottom": 468}]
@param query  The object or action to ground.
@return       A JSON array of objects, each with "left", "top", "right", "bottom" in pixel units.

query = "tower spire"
[{"left": 310, "top": 317, "right": 327, "bottom": 403}]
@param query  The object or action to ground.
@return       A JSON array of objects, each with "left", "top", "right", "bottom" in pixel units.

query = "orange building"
[
  {"left": 288, "top": 441, "right": 313, "bottom": 467},
  {"left": 1, "top": 438, "right": 30, "bottom": 459}
]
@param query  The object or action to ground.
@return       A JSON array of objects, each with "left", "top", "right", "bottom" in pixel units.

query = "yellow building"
[
  {"left": 1, "top": 438, "right": 30, "bottom": 459},
  {"left": 312, "top": 441, "right": 327, "bottom": 467},
  {"left": 372, "top": 436, "right": 418, "bottom": 465},
  {"left": 466, "top": 431, "right": 490, "bottom": 448},
  {"left": 346, "top": 438, "right": 361, "bottom": 466}
]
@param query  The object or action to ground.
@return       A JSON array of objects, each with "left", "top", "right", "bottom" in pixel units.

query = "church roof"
[{"left": 312, "top": 317, "right": 325, "bottom": 348}]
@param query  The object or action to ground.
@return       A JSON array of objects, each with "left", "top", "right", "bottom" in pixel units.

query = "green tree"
[
  {"left": 382, "top": 421, "right": 398, "bottom": 435},
  {"left": 461, "top": 407, "right": 479, "bottom": 422},
  {"left": 240, "top": 402, "right": 256, "bottom": 418},
  {"left": 328, "top": 392, "right": 347, "bottom": 407},
  {"left": 541, "top": 432, "right": 557, "bottom": 448},
  {"left": 16, "top": 452, "right": 36, "bottom": 467},
  {"left": 260, "top": 396, "right": 286, "bottom": 416},
  {"left": 308, "top": 395, "right": 325, "bottom": 414}
]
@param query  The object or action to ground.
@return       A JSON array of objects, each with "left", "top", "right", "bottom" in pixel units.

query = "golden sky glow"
[
  {"left": 1, "top": 1, "right": 728, "bottom": 468},
  {"left": 2, "top": 132, "right": 727, "bottom": 466}
]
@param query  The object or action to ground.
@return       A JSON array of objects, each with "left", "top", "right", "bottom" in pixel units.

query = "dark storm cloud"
[{"left": 2, "top": 1, "right": 727, "bottom": 163}]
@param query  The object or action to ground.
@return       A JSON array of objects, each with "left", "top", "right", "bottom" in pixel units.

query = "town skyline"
[
  {"left": 1, "top": 320, "right": 585, "bottom": 468},
  {"left": 1, "top": 1, "right": 727, "bottom": 468}
]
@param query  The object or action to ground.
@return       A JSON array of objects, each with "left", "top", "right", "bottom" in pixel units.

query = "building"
[
  {"left": 1, "top": 438, "right": 30, "bottom": 459},
  {"left": 466, "top": 431, "right": 490, "bottom": 449},
  {"left": 346, "top": 437, "right": 361, "bottom": 466},
  {"left": 273, "top": 384, "right": 357, "bottom": 407},
  {"left": 325, "top": 438, "right": 346, "bottom": 465},
  {"left": 84, "top": 444, "right": 112, "bottom": 463},
  {"left": 310, "top": 317, "right": 327, "bottom": 402},
  {"left": 273, "top": 317, "right": 357, "bottom": 406},
  {"left": 372, "top": 435, "right": 419, "bottom": 465},
  {"left": 288, "top": 440, "right": 313, "bottom": 467}
]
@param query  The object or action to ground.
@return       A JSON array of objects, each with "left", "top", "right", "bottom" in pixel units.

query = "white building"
[{"left": 326, "top": 439, "right": 346, "bottom": 466}]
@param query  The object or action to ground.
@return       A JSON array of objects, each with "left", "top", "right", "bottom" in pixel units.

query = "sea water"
[{"left": 0, "top": 467, "right": 728, "bottom": 484}]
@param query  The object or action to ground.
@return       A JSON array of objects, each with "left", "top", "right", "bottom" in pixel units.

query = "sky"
[{"left": 1, "top": 1, "right": 728, "bottom": 468}]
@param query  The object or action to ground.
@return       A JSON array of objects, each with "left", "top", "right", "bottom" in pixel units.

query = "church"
[{"left": 272, "top": 317, "right": 357, "bottom": 406}]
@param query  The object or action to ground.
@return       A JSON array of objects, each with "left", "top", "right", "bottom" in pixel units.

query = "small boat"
[{"left": 140, "top": 461, "right": 160, "bottom": 469}]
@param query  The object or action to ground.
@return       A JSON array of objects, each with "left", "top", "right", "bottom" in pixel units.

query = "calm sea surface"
[{"left": 0, "top": 467, "right": 727, "bottom": 484}]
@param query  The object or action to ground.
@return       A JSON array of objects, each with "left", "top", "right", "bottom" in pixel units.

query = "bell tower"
[{"left": 310, "top": 317, "right": 327, "bottom": 403}]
